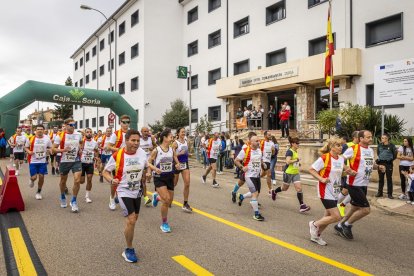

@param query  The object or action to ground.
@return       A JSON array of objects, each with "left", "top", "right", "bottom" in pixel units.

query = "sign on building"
[
  {"left": 239, "top": 68, "right": 298, "bottom": 88},
  {"left": 374, "top": 58, "right": 414, "bottom": 106}
]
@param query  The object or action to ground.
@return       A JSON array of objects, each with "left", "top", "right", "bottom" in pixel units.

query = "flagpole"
[{"left": 329, "top": 0, "right": 333, "bottom": 110}]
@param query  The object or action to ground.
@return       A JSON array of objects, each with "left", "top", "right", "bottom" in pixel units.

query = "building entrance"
[{"left": 267, "top": 90, "right": 296, "bottom": 130}]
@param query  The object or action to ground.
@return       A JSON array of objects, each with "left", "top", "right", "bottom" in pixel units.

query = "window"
[
  {"left": 208, "top": 106, "right": 221, "bottom": 121},
  {"left": 131, "top": 77, "right": 139, "bottom": 91},
  {"left": 208, "top": 68, "right": 221, "bottom": 85},
  {"left": 75, "top": 62, "right": 78, "bottom": 70},
  {"left": 266, "top": 1, "right": 286, "bottom": 25},
  {"left": 366, "top": 13, "right": 403, "bottom": 47},
  {"left": 119, "top": 21, "right": 126, "bottom": 36},
  {"left": 85, "top": 119, "right": 89, "bottom": 128},
  {"left": 208, "top": 30, "right": 221, "bottom": 48},
  {"left": 190, "top": 75, "right": 198, "bottom": 89},
  {"left": 92, "top": 118, "right": 96, "bottom": 128},
  {"left": 208, "top": 0, "right": 221, "bottom": 12},
  {"left": 108, "top": 30, "right": 114, "bottom": 44},
  {"left": 100, "top": 39, "right": 105, "bottom": 51},
  {"left": 234, "top": 59, "right": 250, "bottom": 75},
  {"left": 99, "top": 116, "right": 104, "bottom": 127},
  {"left": 309, "top": 34, "right": 335, "bottom": 56},
  {"left": 75, "top": 82, "right": 78, "bottom": 87},
  {"left": 191, "top": 109, "right": 198, "bottom": 123},
  {"left": 118, "top": 82, "right": 125, "bottom": 94},
  {"left": 366, "top": 84, "right": 404, "bottom": 108},
  {"left": 308, "top": 0, "right": 328, "bottom": 8},
  {"left": 92, "top": 46, "right": 97, "bottom": 57},
  {"left": 188, "top": 6, "right": 198, "bottom": 24},
  {"left": 85, "top": 74, "right": 90, "bottom": 84},
  {"left": 79, "top": 78, "right": 83, "bottom": 87},
  {"left": 100, "top": 65, "right": 105, "bottom": 76},
  {"left": 108, "top": 59, "right": 114, "bottom": 71},
  {"left": 316, "top": 86, "right": 339, "bottom": 112},
  {"left": 119, "top": 52, "right": 125, "bottom": 66},
  {"left": 92, "top": 70, "right": 97, "bottom": 80},
  {"left": 131, "top": 43, "right": 139, "bottom": 59},
  {"left": 85, "top": 52, "right": 90, "bottom": 62},
  {"left": 266, "top": 48, "right": 286, "bottom": 66},
  {"left": 79, "top": 120, "right": 83, "bottom": 129},
  {"left": 80, "top": 57, "right": 83, "bottom": 67},
  {"left": 234, "top": 17, "right": 249, "bottom": 38},
  {"left": 131, "top": 10, "right": 139, "bottom": 27},
  {"left": 187, "top": 40, "right": 198, "bottom": 57}
]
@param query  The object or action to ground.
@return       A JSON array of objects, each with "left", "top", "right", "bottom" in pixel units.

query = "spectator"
[
  {"left": 194, "top": 131, "right": 201, "bottom": 163},
  {"left": 217, "top": 134, "right": 226, "bottom": 174},
  {"left": 279, "top": 105, "right": 290, "bottom": 138},
  {"left": 0, "top": 128, "right": 6, "bottom": 158},
  {"left": 225, "top": 133, "right": 232, "bottom": 164},
  {"left": 236, "top": 107, "right": 243, "bottom": 119},
  {"left": 251, "top": 106, "right": 258, "bottom": 128},
  {"left": 243, "top": 107, "right": 251, "bottom": 129},
  {"left": 270, "top": 136, "right": 279, "bottom": 185},
  {"left": 376, "top": 133, "right": 397, "bottom": 199},
  {"left": 401, "top": 166, "right": 414, "bottom": 204},
  {"left": 268, "top": 105, "right": 276, "bottom": 130},
  {"left": 257, "top": 105, "right": 264, "bottom": 129},
  {"left": 397, "top": 137, "right": 414, "bottom": 200},
  {"left": 201, "top": 133, "right": 209, "bottom": 169},
  {"left": 233, "top": 138, "right": 244, "bottom": 179}
]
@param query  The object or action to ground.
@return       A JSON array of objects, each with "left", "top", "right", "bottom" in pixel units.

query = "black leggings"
[{"left": 400, "top": 165, "right": 411, "bottom": 193}]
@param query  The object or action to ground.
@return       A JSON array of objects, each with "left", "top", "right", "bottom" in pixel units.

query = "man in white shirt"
[
  {"left": 8, "top": 127, "right": 28, "bottom": 175},
  {"left": 80, "top": 128, "right": 100, "bottom": 203}
]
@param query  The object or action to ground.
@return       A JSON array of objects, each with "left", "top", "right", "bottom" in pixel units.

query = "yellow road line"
[
  {"left": 147, "top": 191, "right": 372, "bottom": 276},
  {"left": 172, "top": 255, "right": 214, "bottom": 276},
  {"left": 8, "top": 228, "right": 37, "bottom": 276}
]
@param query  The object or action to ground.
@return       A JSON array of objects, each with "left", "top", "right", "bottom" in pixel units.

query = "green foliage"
[
  {"left": 148, "top": 120, "right": 164, "bottom": 134},
  {"left": 53, "top": 76, "right": 74, "bottom": 120},
  {"left": 162, "top": 99, "right": 189, "bottom": 129},
  {"left": 316, "top": 109, "right": 338, "bottom": 135},
  {"left": 195, "top": 114, "right": 213, "bottom": 134},
  {"left": 65, "top": 76, "right": 73, "bottom": 86}
]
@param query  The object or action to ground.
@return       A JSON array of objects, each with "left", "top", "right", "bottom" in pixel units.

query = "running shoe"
[
  {"left": 60, "top": 197, "right": 67, "bottom": 208},
  {"left": 337, "top": 204, "right": 346, "bottom": 217},
  {"left": 406, "top": 200, "right": 412, "bottom": 204},
  {"left": 122, "top": 248, "right": 138, "bottom": 263},
  {"left": 211, "top": 182, "right": 220, "bottom": 188},
  {"left": 70, "top": 200, "right": 79, "bottom": 213},
  {"left": 109, "top": 197, "right": 116, "bottom": 210},
  {"left": 160, "top": 223, "right": 171, "bottom": 233},
  {"left": 334, "top": 224, "right": 345, "bottom": 237},
  {"left": 341, "top": 224, "right": 354, "bottom": 240},
  {"left": 144, "top": 196, "right": 152, "bottom": 207},
  {"left": 217, "top": 171, "right": 223, "bottom": 175},
  {"left": 114, "top": 196, "right": 119, "bottom": 204},
  {"left": 309, "top": 221, "right": 319, "bottom": 239},
  {"left": 271, "top": 190, "right": 277, "bottom": 201},
  {"left": 231, "top": 191, "right": 236, "bottom": 203},
  {"left": 272, "top": 179, "right": 276, "bottom": 185},
  {"left": 85, "top": 197, "right": 92, "bottom": 203},
  {"left": 29, "top": 180, "right": 35, "bottom": 188},
  {"left": 201, "top": 175, "right": 206, "bottom": 184},
  {"left": 182, "top": 203, "right": 193, "bottom": 213},
  {"left": 152, "top": 193, "right": 159, "bottom": 207},
  {"left": 35, "top": 193, "right": 42, "bottom": 200},
  {"left": 311, "top": 236, "right": 327, "bottom": 246},
  {"left": 399, "top": 194, "right": 407, "bottom": 200},
  {"left": 299, "top": 204, "right": 311, "bottom": 213},
  {"left": 253, "top": 214, "right": 265, "bottom": 221},
  {"left": 237, "top": 193, "right": 244, "bottom": 206}
]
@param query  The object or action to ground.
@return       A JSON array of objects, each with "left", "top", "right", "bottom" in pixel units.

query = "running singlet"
[
  {"left": 81, "top": 139, "right": 98, "bottom": 164},
  {"left": 260, "top": 140, "right": 275, "bottom": 163},
  {"left": 236, "top": 146, "right": 262, "bottom": 178},
  {"left": 175, "top": 139, "right": 189, "bottom": 168},
  {"left": 25, "top": 136, "right": 52, "bottom": 164},
  {"left": 285, "top": 148, "right": 300, "bottom": 175},
  {"left": 311, "top": 153, "right": 344, "bottom": 200},
  {"left": 343, "top": 144, "right": 375, "bottom": 187},
  {"left": 11, "top": 135, "right": 27, "bottom": 153},
  {"left": 98, "top": 135, "right": 112, "bottom": 156},
  {"left": 109, "top": 129, "right": 127, "bottom": 149},
  {"left": 140, "top": 136, "right": 153, "bottom": 156},
  {"left": 206, "top": 138, "right": 221, "bottom": 159},
  {"left": 105, "top": 148, "right": 148, "bottom": 198},
  {"left": 54, "top": 132, "right": 82, "bottom": 163},
  {"left": 154, "top": 146, "right": 174, "bottom": 176}
]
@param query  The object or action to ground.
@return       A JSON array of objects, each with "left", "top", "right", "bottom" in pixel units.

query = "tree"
[
  {"left": 195, "top": 114, "right": 213, "bottom": 134},
  {"left": 53, "top": 76, "right": 74, "bottom": 120},
  {"left": 162, "top": 99, "right": 189, "bottom": 129},
  {"left": 148, "top": 120, "right": 164, "bottom": 134}
]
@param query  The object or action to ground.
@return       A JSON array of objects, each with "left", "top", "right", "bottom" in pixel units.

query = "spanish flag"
[{"left": 325, "top": 1, "right": 334, "bottom": 90}]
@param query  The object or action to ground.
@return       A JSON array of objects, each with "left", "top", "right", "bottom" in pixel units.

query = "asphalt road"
[{"left": 1, "top": 159, "right": 413, "bottom": 276}]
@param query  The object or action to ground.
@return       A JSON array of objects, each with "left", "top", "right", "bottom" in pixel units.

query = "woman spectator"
[
  {"left": 397, "top": 137, "right": 414, "bottom": 200},
  {"left": 233, "top": 138, "right": 244, "bottom": 179},
  {"left": 268, "top": 105, "right": 276, "bottom": 130},
  {"left": 236, "top": 107, "right": 243, "bottom": 119},
  {"left": 270, "top": 136, "right": 279, "bottom": 185}
]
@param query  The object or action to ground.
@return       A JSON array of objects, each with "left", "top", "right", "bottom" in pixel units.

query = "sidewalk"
[{"left": 188, "top": 158, "right": 414, "bottom": 219}]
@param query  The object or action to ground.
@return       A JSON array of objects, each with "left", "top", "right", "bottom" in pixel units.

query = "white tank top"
[
  {"left": 154, "top": 146, "right": 174, "bottom": 176},
  {"left": 140, "top": 136, "right": 153, "bottom": 156}
]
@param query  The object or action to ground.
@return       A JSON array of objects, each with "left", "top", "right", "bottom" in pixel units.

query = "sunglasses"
[
  {"left": 68, "top": 123, "right": 76, "bottom": 127},
  {"left": 121, "top": 121, "right": 130, "bottom": 124}
]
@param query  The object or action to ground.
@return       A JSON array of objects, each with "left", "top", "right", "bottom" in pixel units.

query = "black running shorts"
[
  {"left": 347, "top": 185, "right": 370, "bottom": 208},
  {"left": 154, "top": 174, "right": 174, "bottom": 191},
  {"left": 119, "top": 196, "right": 141, "bottom": 216}
]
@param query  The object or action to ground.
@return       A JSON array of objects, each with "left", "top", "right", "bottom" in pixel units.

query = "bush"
[{"left": 162, "top": 99, "right": 189, "bottom": 129}]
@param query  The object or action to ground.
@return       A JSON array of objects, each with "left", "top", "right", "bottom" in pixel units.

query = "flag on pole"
[{"left": 325, "top": 1, "right": 334, "bottom": 90}]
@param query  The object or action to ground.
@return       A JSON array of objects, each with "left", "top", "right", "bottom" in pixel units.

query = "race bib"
[
  {"left": 126, "top": 169, "right": 143, "bottom": 191},
  {"left": 179, "top": 162, "right": 187, "bottom": 170},
  {"left": 364, "top": 158, "right": 374, "bottom": 179},
  {"left": 65, "top": 148, "right": 77, "bottom": 161},
  {"left": 160, "top": 162, "right": 173, "bottom": 173},
  {"left": 264, "top": 152, "right": 271, "bottom": 160},
  {"left": 35, "top": 151, "right": 45, "bottom": 159},
  {"left": 251, "top": 161, "right": 261, "bottom": 172},
  {"left": 333, "top": 180, "right": 341, "bottom": 196}
]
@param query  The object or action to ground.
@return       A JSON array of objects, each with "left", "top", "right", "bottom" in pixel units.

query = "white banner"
[
  {"left": 239, "top": 68, "right": 298, "bottom": 88},
  {"left": 374, "top": 58, "right": 414, "bottom": 106}
]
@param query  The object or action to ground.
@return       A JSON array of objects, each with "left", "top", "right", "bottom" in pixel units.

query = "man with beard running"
[{"left": 80, "top": 128, "right": 100, "bottom": 203}]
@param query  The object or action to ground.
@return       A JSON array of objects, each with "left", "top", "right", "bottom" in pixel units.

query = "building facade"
[{"left": 72, "top": 0, "right": 414, "bottom": 133}]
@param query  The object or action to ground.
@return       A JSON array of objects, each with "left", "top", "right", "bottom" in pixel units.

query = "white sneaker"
[
  {"left": 109, "top": 197, "right": 116, "bottom": 210},
  {"left": 412, "top": 202, "right": 414, "bottom": 205},
  {"left": 407, "top": 200, "right": 412, "bottom": 204},
  {"left": 272, "top": 179, "right": 276, "bottom": 185},
  {"left": 85, "top": 197, "right": 92, "bottom": 203},
  {"left": 29, "top": 180, "right": 35, "bottom": 188},
  {"left": 399, "top": 194, "right": 407, "bottom": 200},
  {"left": 211, "top": 183, "right": 220, "bottom": 188},
  {"left": 35, "top": 193, "right": 42, "bottom": 200},
  {"left": 311, "top": 236, "right": 327, "bottom": 246},
  {"left": 309, "top": 221, "right": 319, "bottom": 239},
  {"left": 70, "top": 201, "right": 79, "bottom": 213},
  {"left": 217, "top": 171, "right": 223, "bottom": 175}
]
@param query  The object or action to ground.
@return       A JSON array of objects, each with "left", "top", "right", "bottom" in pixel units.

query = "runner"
[
  {"left": 335, "top": 130, "right": 385, "bottom": 240},
  {"left": 80, "top": 128, "right": 100, "bottom": 203},
  {"left": 201, "top": 132, "right": 221, "bottom": 188},
  {"left": 8, "top": 127, "right": 28, "bottom": 175},
  {"left": 102, "top": 129, "right": 147, "bottom": 263},
  {"left": 94, "top": 130, "right": 102, "bottom": 142},
  {"left": 147, "top": 128, "right": 180, "bottom": 233},
  {"left": 140, "top": 126, "right": 157, "bottom": 206},
  {"left": 108, "top": 114, "right": 130, "bottom": 210},
  {"left": 260, "top": 131, "right": 275, "bottom": 196},
  {"left": 53, "top": 118, "right": 83, "bottom": 212},
  {"left": 98, "top": 127, "right": 113, "bottom": 183},
  {"left": 48, "top": 126, "right": 59, "bottom": 175},
  {"left": 308, "top": 137, "right": 357, "bottom": 245},
  {"left": 25, "top": 125, "right": 53, "bottom": 200},
  {"left": 271, "top": 136, "right": 311, "bottom": 213},
  {"left": 234, "top": 134, "right": 265, "bottom": 221},
  {"left": 55, "top": 126, "right": 64, "bottom": 177},
  {"left": 172, "top": 127, "right": 192, "bottom": 213}
]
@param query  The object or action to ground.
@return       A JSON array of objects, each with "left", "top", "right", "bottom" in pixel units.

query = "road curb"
[{"left": 370, "top": 197, "right": 414, "bottom": 219}]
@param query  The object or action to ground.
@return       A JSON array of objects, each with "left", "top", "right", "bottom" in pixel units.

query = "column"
[
  {"left": 296, "top": 85, "right": 315, "bottom": 129},
  {"left": 228, "top": 97, "right": 241, "bottom": 131}
]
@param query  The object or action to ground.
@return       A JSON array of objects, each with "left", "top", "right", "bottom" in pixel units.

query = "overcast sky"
[{"left": 0, "top": 0, "right": 125, "bottom": 118}]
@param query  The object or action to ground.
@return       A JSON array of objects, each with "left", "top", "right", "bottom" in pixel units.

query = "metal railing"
[{"left": 297, "top": 120, "right": 322, "bottom": 140}]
